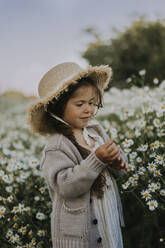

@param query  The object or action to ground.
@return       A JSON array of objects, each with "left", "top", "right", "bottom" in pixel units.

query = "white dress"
[{"left": 83, "top": 127, "right": 124, "bottom": 248}]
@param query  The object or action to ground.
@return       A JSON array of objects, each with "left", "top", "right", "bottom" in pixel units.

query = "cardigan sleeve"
[{"left": 41, "top": 149, "right": 107, "bottom": 199}]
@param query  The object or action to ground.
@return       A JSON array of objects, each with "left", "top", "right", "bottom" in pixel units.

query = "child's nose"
[{"left": 84, "top": 104, "right": 93, "bottom": 112}]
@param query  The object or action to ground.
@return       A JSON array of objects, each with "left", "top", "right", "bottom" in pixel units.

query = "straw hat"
[{"left": 27, "top": 62, "right": 112, "bottom": 135}]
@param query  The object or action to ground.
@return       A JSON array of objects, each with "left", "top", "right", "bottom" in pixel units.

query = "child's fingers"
[
  {"left": 108, "top": 146, "right": 120, "bottom": 161},
  {"left": 110, "top": 147, "right": 120, "bottom": 157},
  {"left": 111, "top": 152, "right": 120, "bottom": 161},
  {"left": 124, "top": 162, "right": 129, "bottom": 172},
  {"left": 105, "top": 139, "right": 114, "bottom": 148}
]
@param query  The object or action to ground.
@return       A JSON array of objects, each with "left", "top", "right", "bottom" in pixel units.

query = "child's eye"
[{"left": 76, "top": 103, "right": 83, "bottom": 107}]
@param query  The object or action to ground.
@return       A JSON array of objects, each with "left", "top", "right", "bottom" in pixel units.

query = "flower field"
[{"left": 0, "top": 79, "right": 165, "bottom": 247}]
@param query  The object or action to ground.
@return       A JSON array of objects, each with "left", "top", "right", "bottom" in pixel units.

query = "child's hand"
[
  {"left": 110, "top": 156, "right": 129, "bottom": 172},
  {"left": 95, "top": 139, "right": 121, "bottom": 164}
]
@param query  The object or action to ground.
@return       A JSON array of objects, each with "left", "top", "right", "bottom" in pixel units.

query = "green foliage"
[{"left": 82, "top": 18, "right": 165, "bottom": 89}]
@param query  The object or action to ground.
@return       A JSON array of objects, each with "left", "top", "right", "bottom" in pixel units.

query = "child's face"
[{"left": 63, "top": 85, "right": 96, "bottom": 130}]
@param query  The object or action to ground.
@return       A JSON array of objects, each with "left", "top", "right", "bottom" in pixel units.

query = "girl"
[{"left": 27, "top": 62, "right": 128, "bottom": 248}]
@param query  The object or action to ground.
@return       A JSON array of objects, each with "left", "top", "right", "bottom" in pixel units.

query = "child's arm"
[{"left": 41, "top": 149, "right": 107, "bottom": 199}]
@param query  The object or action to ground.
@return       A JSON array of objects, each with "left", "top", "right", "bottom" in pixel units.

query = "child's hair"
[
  {"left": 45, "top": 77, "right": 107, "bottom": 198},
  {"left": 46, "top": 77, "right": 103, "bottom": 118}
]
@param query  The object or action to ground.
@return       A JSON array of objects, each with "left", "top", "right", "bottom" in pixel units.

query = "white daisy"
[
  {"left": 36, "top": 212, "right": 46, "bottom": 220},
  {"left": 128, "top": 164, "right": 135, "bottom": 171},
  {"left": 153, "top": 78, "right": 159, "bottom": 85},
  {"left": 153, "top": 118, "right": 161, "bottom": 128},
  {"left": 37, "top": 230, "right": 46, "bottom": 237},
  {"left": 139, "top": 69, "right": 146, "bottom": 76},
  {"left": 147, "top": 200, "right": 158, "bottom": 211},
  {"left": 149, "top": 140, "right": 160, "bottom": 150},
  {"left": 122, "top": 181, "right": 130, "bottom": 190},
  {"left": 138, "top": 166, "right": 146, "bottom": 175},
  {"left": 129, "top": 152, "right": 137, "bottom": 160},
  {"left": 137, "top": 144, "right": 148, "bottom": 152},
  {"left": 9, "top": 234, "right": 20, "bottom": 244},
  {"left": 136, "top": 157, "right": 142, "bottom": 163},
  {"left": 160, "top": 190, "right": 165, "bottom": 196},
  {"left": 0, "top": 206, "right": 6, "bottom": 218},
  {"left": 141, "top": 190, "right": 151, "bottom": 201},
  {"left": 155, "top": 155, "right": 163, "bottom": 165},
  {"left": 147, "top": 162, "right": 157, "bottom": 172},
  {"left": 148, "top": 183, "right": 158, "bottom": 192},
  {"left": 18, "top": 203, "right": 25, "bottom": 213},
  {"left": 157, "top": 129, "right": 165, "bottom": 137},
  {"left": 122, "top": 138, "right": 134, "bottom": 148},
  {"left": 135, "top": 129, "right": 141, "bottom": 137},
  {"left": 153, "top": 169, "right": 162, "bottom": 177}
]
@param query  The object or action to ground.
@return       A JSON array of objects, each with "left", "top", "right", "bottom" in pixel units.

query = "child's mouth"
[{"left": 81, "top": 117, "right": 90, "bottom": 121}]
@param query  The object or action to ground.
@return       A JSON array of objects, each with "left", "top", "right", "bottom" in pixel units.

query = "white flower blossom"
[
  {"left": 141, "top": 190, "right": 151, "bottom": 201},
  {"left": 0, "top": 206, "right": 6, "bottom": 218},
  {"left": 139, "top": 69, "right": 146, "bottom": 76},
  {"left": 153, "top": 78, "right": 159, "bottom": 85},
  {"left": 147, "top": 200, "right": 158, "bottom": 211},
  {"left": 36, "top": 212, "right": 46, "bottom": 220},
  {"left": 153, "top": 118, "right": 161, "bottom": 128},
  {"left": 9, "top": 234, "right": 20, "bottom": 244},
  {"left": 129, "top": 152, "right": 137, "bottom": 160},
  {"left": 148, "top": 183, "right": 159, "bottom": 192},
  {"left": 138, "top": 166, "right": 146, "bottom": 175},
  {"left": 155, "top": 155, "right": 163, "bottom": 165},
  {"left": 147, "top": 162, "right": 157, "bottom": 172},
  {"left": 122, "top": 181, "right": 130, "bottom": 190},
  {"left": 122, "top": 139, "right": 134, "bottom": 148},
  {"left": 160, "top": 190, "right": 165, "bottom": 196},
  {"left": 137, "top": 144, "right": 148, "bottom": 151}
]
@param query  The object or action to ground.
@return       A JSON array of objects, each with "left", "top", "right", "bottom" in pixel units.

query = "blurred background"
[{"left": 1, "top": 0, "right": 165, "bottom": 98}]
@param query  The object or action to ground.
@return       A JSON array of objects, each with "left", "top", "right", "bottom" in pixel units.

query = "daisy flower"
[
  {"left": 137, "top": 144, "right": 148, "bottom": 152},
  {"left": 153, "top": 169, "right": 162, "bottom": 177},
  {"left": 153, "top": 119, "right": 161, "bottom": 128},
  {"left": 139, "top": 69, "right": 146, "bottom": 76},
  {"left": 147, "top": 162, "right": 157, "bottom": 172},
  {"left": 141, "top": 190, "right": 151, "bottom": 201},
  {"left": 155, "top": 155, "right": 163, "bottom": 165},
  {"left": 148, "top": 183, "right": 158, "bottom": 192},
  {"left": 37, "top": 230, "right": 46, "bottom": 237},
  {"left": 138, "top": 166, "right": 146, "bottom": 175},
  {"left": 122, "top": 181, "right": 130, "bottom": 190},
  {"left": 36, "top": 212, "right": 46, "bottom": 220},
  {"left": 160, "top": 190, "right": 165, "bottom": 196},
  {"left": 129, "top": 152, "right": 137, "bottom": 160},
  {"left": 122, "top": 138, "right": 134, "bottom": 148},
  {"left": 0, "top": 206, "right": 6, "bottom": 218},
  {"left": 147, "top": 200, "right": 158, "bottom": 211}
]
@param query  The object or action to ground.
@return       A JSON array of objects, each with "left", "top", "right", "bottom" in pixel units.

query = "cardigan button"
[
  {"left": 92, "top": 218, "right": 98, "bottom": 225},
  {"left": 97, "top": 237, "right": 102, "bottom": 243}
]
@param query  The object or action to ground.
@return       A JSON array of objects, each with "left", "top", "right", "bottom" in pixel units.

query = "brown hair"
[
  {"left": 46, "top": 77, "right": 103, "bottom": 118},
  {"left": 46, "top": 77, "right": 108, "bottom": 198}
]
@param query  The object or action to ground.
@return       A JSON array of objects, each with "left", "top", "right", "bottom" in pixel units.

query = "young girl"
[{"left": 27, "top": 62, "right": 128, "bottom": 248}]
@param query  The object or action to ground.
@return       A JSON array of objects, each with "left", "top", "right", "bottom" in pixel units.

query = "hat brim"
[{"left": 27, "top": 65, "right": 112, "bottom": 135}]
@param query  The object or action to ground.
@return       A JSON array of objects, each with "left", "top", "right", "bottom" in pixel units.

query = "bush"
[{"left": 82, "top": 18, "right": 165, "bottom": 89}]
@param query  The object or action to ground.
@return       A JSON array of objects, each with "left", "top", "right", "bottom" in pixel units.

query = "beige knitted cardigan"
[{"left": 40, "top": 120, "right": 126, "bottom": 248}]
